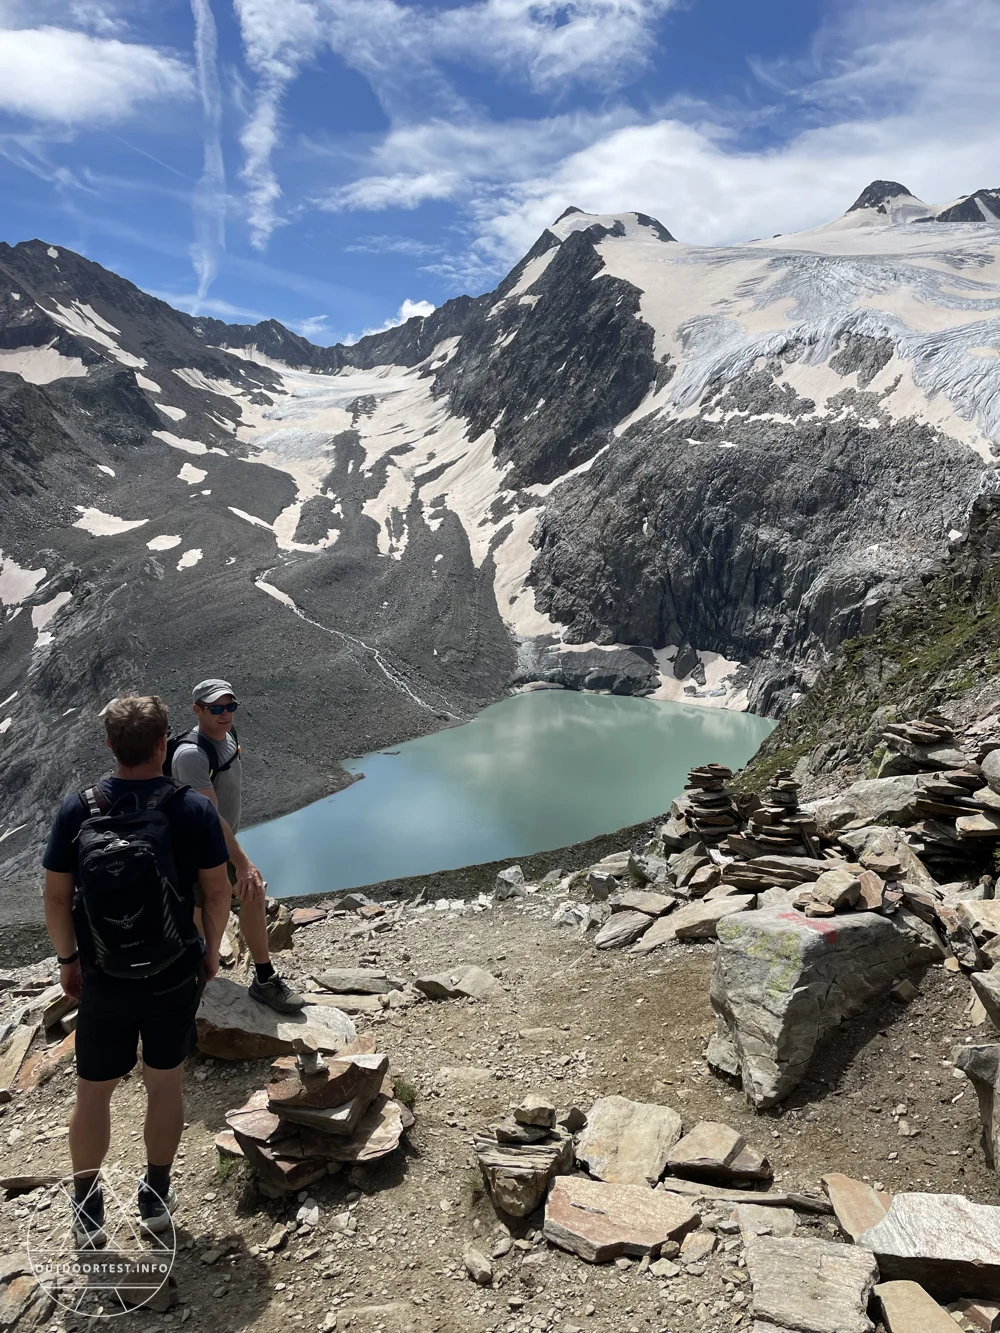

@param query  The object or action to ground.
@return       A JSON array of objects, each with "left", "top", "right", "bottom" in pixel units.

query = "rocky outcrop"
[{"left": 709, "top": 907, "right": 923, "bottom": 1108}]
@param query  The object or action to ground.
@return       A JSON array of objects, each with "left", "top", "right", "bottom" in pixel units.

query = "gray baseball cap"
[{"left": 192, "top": 677, "right": 236, "bottom": 704}]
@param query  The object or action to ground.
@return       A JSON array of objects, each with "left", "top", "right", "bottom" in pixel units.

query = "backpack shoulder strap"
[
  {"left": 149, "top": 779, "right": 189, "bottom": 811},
  {"left": 81, "top": 785, "right": 110, "bottom": 818},
  {"left": 195, "top": 731, "right": 220, "bottom": 781},
  {"left": 211, "top": 728, "right": 240, "bottom": 777}
]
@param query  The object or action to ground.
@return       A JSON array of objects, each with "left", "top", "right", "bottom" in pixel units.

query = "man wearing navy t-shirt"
[{"left": 43, "top": 695, "right": 231, "bottom": 1249}]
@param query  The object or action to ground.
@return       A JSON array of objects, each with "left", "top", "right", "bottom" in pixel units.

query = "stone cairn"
[
  {"left": 220, "top": 1034, "right": 412, "bottom": 1197},
  {"left": 683, "top": 764, "right": 740, "bottom": 846},
  {"left": 729, "top": 768, "right": 818, "bottom": 859}
]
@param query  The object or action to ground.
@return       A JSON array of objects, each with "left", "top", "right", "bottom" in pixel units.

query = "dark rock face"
[
  {"left": 527, "top": 393, "right": 980, "bottom": 708},
  {"left": 435, "top": 227, "right": 659, "bottom": 488},
  {"left": 934, "top": 188, "right": 1000, "bottom": 223},
  {"left": 847, "top": 181, "right": 913, "bottom": 213},
  {"left": 512, "top": 640, "right": 659, "bottom": 696}
]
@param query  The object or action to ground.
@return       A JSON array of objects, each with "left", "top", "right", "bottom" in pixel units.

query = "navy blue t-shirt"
[{"left": 43, "top": 777, "right": 228, "bottom": 985}]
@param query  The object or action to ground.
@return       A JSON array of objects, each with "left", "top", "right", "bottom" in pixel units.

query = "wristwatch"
[{"left": 57, "top": 951, "right": 79, "bottom": 965}]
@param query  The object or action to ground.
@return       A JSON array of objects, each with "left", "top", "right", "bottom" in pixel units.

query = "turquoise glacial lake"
[{"left": 242, "top": 690, "right": 775, "bottom": 898}]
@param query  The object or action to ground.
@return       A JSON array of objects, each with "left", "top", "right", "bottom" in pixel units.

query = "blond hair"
[{"left": 103, "top": 695, "right": 168, "bottom": 767}]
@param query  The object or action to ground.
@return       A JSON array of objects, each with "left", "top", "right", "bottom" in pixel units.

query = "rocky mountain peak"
[
  {"left": 847, "top": 180, "right": 915, "bottom": 214},
  {"left": 547, "top": 209, "right": 676, "bottom": 244}
]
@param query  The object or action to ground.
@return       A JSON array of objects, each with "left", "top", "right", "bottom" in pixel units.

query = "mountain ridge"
[{"left": 2, "top": 179, "right": 1000, "bottom": 914}]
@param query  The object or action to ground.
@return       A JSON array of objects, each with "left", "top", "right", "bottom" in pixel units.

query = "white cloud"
[
  {"left": 189, "top": 0, "right": 226, "bottom": 306},
  {"left": 150, "top": 290, "right": 269, "bottom": 322},
  {"left": 432, "top": 0, "right": 675, "bottom": 92},
  {"left": 232, "top": 0, "right": 323, "bottom": 249},
  {"left": 310, "top": 0, "right": 1000, "bottom": 285},
  {"left": 344, "top": 234, "right": 440, "bottom": 256},
  {"left": 0, "top": 26, "right": 193, "bottom": 124},
  {"left": 345, "top": 296, "right": 435, "bottom": 342},
  {"left": 325, "top": 169, "right": 461, "bottom": 212},
  {"left": 292, "top": 314, "right": 330, "bottom": 339}
]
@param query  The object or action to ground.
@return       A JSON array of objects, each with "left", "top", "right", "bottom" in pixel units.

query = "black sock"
[
  {"left": 255, "top": 961, "right": 275, "bottom": 984},
  {"left": 74, "top": 1172, "right": 100, "bottom": 1203},
  {"left": 146, "top": 1163, "right": 171, "bottom": 1198}
]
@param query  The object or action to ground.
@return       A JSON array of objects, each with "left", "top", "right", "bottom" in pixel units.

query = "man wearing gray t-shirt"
[{"left": 171, "top": 678, "right": 304, "bottom": 1014}]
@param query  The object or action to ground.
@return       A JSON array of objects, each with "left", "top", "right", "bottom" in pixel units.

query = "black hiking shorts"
[{"left": 75, "top": 962, "right": 206, "bottom": 1082}]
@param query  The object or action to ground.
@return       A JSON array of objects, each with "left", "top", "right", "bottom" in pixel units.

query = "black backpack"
[
  {"left": 75, "top": 780, "right": 194, "bottom": 979},
  {"left": 163, "top": 727, "right": 240, "bottom": 782}
]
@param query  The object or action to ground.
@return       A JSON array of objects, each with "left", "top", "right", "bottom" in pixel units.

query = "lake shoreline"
[
  {"left": 0, "top": 809, "right": 667, "bottom": 968},
  {"left": 240, "top": 691, "right": 774, "bottom": 898}
]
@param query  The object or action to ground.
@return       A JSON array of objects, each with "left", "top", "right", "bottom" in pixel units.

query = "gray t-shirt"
[{"left": 171, "top": 730, "right": 242, "bottom": 832}]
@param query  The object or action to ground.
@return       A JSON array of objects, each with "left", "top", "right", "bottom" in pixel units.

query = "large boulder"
[
  {"left": 710, "top": 907, "right": 923, "bottom": 1108},
  {"left": 858, "top": 1193, "right": 1000, "bottom": 1300},
  {"left": 197, "top": 977, "right": 356, "bottom": 1059},
  {"left": 807, "top": 776, "right": 925, "bottom": 836}
]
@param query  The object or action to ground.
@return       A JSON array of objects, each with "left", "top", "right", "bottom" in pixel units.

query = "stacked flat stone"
[
  {"left": 684, "top": 764, "right": 739, "bottom": 846},
  {"left": 731, "top": 769, "right": 818, "bottom": 858},
  {"left": 878, "top": 713, "right": 966, "bottom": 776}
]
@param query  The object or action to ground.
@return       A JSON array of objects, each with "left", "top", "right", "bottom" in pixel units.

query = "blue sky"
[{"left": 0, "top": 0, "right": 996, "bottom": 345}]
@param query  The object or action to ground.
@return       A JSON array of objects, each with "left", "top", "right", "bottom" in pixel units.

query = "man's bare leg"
[
  {"left": 142, "top": 1064, "right": 185, "bottom": 1168},
  {"left": 69, "top": 1077, "right": 118, "bottom": 1178},
  {"left": 238, "top": 893, "right": 270, "bottom": 966}
]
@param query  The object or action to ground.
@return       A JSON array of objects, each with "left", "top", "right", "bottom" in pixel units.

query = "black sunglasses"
[{"left": 201, "top": 701, "right": 239, "bottom": 715}]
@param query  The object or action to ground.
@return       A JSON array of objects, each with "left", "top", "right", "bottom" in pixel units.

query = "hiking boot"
[
  {"left": 248, "top": 973, "right": 306, "bottom": 1013},
  {"left": 138, "top": 1177, "right": 177, "bottom": 1236},
  {"left": 71, "top": 1184, "right": 108, "bottom": 1250}
]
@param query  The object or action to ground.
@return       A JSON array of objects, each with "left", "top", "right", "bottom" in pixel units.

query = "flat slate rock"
[
  {"left": 268, "top": 1051, "right": 388, "bottom": 1117},
  {"left": 875, "top": 1280, "right": 958, "bottom": 1333},
  {"left": 746, "top": 1235, "right": 879, "bottom": 1333},
  {"left": 858, "top": 1193, "right": 1000, "bottom": 1300},
  {"left": 821, "top": 1173, "right": 890, "bottom": 1242},
  {"left": 667, "top": 1121, "right": 744, "bottom": 1177},
  {"left": 655, "top": 1177, "right": 832, "bottom": 1213},
  {"left": 612, "top": 889, "right": 675, "bottom": 917},
  {"left": 576, "top": 1095, "right": 682, "bottom": 1186},
  {"left": 413, "top": 965, "right": 499, "bottom": 1000},
  {"left": 543, "top": 1176, "right": 700, "bottom": 1263},
  {"left": 314, "top": 969, "right": 405, "bottom": 995},
  {"left": 298, "top": 1094, "right": 407, "bottom": 1164},
  {"left": 594, "top": 910, "right": 654, "bottom": 950},
  {"left": 632, "top": 896, "right": 754, "bottom": 952},
  {"left": 197, "top": 978, "right": 356, "bottom": 1059}
]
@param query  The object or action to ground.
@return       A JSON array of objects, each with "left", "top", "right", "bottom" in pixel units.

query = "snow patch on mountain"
[
  {"left": 152, "top": 430, "right": 209, "bottom": 456},
  {"left": 0, "top": 343, "right": 88, "bottom": 384},
  {"left": 72, "top": 507, "right": 149, "bottom": 536},
  {"left": 47, "top": 301, "right": 146, "bottom": 368},
  {"left": 0, "top": 553, "right": 46, "bottom": 606}
]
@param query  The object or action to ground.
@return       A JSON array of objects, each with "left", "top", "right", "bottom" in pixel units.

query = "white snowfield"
[{"left": 207, "top": 195, "right": 997, "bottom": 707}]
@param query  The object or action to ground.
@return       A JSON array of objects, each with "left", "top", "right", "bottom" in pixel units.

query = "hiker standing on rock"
[
  {"left": 169, "top": 678, "right": 304, "bottom": 1015},
  {"left": 42, "top": 695, "right": 232, "bottom": 1248}
]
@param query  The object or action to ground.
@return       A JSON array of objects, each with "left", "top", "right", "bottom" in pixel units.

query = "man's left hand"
[
  {"left": 233, "top": 862, "right": 265, "bottom": 902},
  {"left": 60, "top": 960, "right": 82, "bottom": 1000}
]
